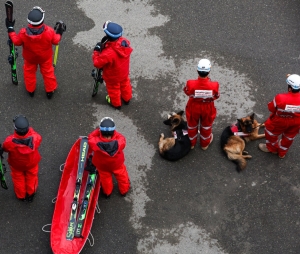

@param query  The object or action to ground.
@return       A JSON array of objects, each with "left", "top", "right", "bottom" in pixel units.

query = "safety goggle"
[
  {"left": 32, "top": 6, "right": 45, "bottom": 13},
  {"left": 102, "top": 20, "right": 111, "bottom": 31},
  {"left": 99, "top": 117, "right": 115, "bottom": 131},
  {"left": 100, "top": 116, "right": 114, "bottom": 123}
]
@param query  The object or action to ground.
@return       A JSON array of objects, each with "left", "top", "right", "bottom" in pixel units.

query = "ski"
[
  {"left": 91, "top": 38, "right": 108, "bottom": 97},
  {"left": 74, "top": 171, "right": 97, "bottom": 238},
  {"left": 66, "top": 137, "right": 89, "bottom": 240},
  {"left": 5, "top": 1, "right": 18, "bottom": 85},
  {"left": 91, "top": 68, "right": 104, "bottom": 97},
  {"left": 0, "top": 156, "right": 8, "bottom": 190}
]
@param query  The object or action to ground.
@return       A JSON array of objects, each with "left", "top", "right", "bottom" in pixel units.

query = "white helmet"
[
  {"left": 286, "top": 74, "right": 300, "bottom": 90},
  {"left": 197, "top": 59, "right": 211, "bottom": 72}
]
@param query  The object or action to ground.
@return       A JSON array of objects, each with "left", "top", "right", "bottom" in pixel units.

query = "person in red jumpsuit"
[
  {"left": 93, "top": 21, "right": 133, "bottom": 110},
  {"left": 5, "top": 6, "right": 66, "bottom": 99},
  {"left": 88, "top": 117, "right": 130, "bottom": 198},
  {"left": 2, "top": 115, "right": 42, "bottom": 202},
  {"left": 183, "top": 59, "right": 220, "bottom": 150},
  {"left": 259, "top": 74, "right": 300, "bottom": 159}
]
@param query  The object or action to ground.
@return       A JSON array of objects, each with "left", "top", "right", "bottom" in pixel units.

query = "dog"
[
  {"left": 220, "top": 113, "right": 265, "bottom": 172},
  {"left": 158, "top": 111, "right": 191, "bottom": 161}
]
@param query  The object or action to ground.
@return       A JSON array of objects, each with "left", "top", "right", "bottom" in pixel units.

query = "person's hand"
[
  {"left": 5, "top": 18, "right": 15, "bottom": 33},
  {"left": 94, "top": 42, "right": 102, "bottom": 52},
  {"left": 85, "top": 155, "right": 96, "bottom": 173},
  {"left": 54, "top": 21, "right": 66, "bottom": 36}
]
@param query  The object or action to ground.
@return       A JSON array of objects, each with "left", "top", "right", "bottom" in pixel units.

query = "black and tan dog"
[
  {"left": 158, "top": 111, "right": 191, "bottom": 161},
  {"left": 220, "top": 113, "right": 265, "bottom": 172}
]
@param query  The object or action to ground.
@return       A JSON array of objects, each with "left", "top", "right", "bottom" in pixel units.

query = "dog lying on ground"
[
  {"left": 158, "top": 111, "right": 191, "bottom": 161},
  {"left": 220, "top": 113, "right": 265, "bottom": 172}
]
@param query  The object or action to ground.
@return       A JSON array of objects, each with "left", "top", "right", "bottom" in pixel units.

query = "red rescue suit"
[
  {"left": 2, "top": 127, "right": 42, "bottom": 199},
  {"left": 183, "top": 77, "right": 220, "bottom": 147},
  {"left": 264, "top": 92, "right": 300, "bottom": 157},
  {"left": 92, "top": 37, "right": 133, "bottom": 107},
  {"left": 88, "top": 129, "right": 130, "bottom": 196},
  {"left": 9, "top": 24, "right": 61, "bottom": 93}
]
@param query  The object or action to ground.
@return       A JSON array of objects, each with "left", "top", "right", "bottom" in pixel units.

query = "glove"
[
  {"left": 5, "top": 18, "right": 15, "bottom": 33},
  {"left": 54, "top": 21, "right": 66, "bottom": 36},
  {"left": 94, "top": 42, "right": 102, "bottom": 52},
  {"left": 85, "top": 155, "right": 96, "bottom": 173}
]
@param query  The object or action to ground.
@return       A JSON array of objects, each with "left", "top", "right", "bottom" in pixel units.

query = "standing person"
[
  {"left": 2, "top": 115, "right": 42, "bottom": 202},
  {"left": 259, "top": 74, "right": 300, "bottom": 158},
  {"left": 93, "top": 21, "right": 133, "bottom": 110},
  {"left": 5, "top": 6, "right": 66, "bottom": 99},
  {"left": 183, "top": 59, "right": 220, "bottom": 150},
  {"left": 88, "top": 117, "right": 130, "bottom": 198}
]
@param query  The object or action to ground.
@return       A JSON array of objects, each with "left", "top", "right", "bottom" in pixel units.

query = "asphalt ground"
[{"left": 0, "top": 0, "right": 300, "bottom": 254}]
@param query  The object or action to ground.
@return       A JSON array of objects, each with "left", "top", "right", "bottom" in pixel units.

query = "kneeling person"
[{"left": 88, "top": 117, "right": 130, "bottom": 198}]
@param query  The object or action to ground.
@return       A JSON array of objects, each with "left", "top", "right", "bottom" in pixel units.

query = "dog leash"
[{"left": 253, "top": 123, "right": 265, "bottom": 129}]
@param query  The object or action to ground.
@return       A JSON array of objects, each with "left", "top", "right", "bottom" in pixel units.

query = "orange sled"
[{"left": 51, "top": 137, "right": 101, "bottom": 254}]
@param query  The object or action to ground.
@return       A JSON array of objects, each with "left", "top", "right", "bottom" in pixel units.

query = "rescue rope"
[
  {"left": 59, "top": 163, "right": 65, "bottom": 172},
  {"left": 51, "top": 163, "right": 65, "bottom": 203},
  {"left": 253, "top": 123, "right": 265, "bottom": 129},
  {"left": 96, "top": 202, "right": 101, "bottom": 214},
  {"left": 42, "top": 224, "right": 51, "bottom": 233},
  {"left": 87, "top": 232, "right": 95, "bottom": 247}
]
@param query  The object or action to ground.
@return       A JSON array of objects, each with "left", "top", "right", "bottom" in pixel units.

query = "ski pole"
[
  {"left": 53, "top": 21, "right": 66, "bottom": 68},
  {"left": 53, "top": 44, "right": 59, "bottom": 68}
]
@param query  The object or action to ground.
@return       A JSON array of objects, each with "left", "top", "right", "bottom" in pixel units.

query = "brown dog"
[
  {"left": 158, "top": 111, "right": 191, "bottom": 161},
  {"left": 220, "top": 113, "right": 265, "bottom": 172}
]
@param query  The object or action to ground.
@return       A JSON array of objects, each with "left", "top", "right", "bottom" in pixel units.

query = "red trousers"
[
  {"left": 265, "top": 116, "right": 300, "bottom": 157},
  {"left": 98, "top": 164, "right": 130, "bottom": 196},
  {"left": 23, "top": 57, "right": 57, "bottom": 93},
  {"left": 10, "top": 164, "right": 38, "bottom": 199},
  {"left": 185, "top": 102, "right": 216, "bottom": 147},
  {"left": 105, "top": 77, "right": 132, "bottom": 107}
]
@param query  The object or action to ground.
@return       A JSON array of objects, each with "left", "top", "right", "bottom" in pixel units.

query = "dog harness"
[
  {"left": 230, "top": 122, "right": 250, "bottom": 137},
  {"left": 173, "top": 129, "right": 188, "bottom": 139}
]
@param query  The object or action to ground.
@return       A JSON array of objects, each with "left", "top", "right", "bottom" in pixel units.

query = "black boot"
[
  {"left": 46, "top": 91, "right": 54, "bottom": 99},
  {"left": 27, "top": 193, "right": 35, "bottom": 203},
  {"left": 28, "top": 91, "right": 35, "bottom": 97}
]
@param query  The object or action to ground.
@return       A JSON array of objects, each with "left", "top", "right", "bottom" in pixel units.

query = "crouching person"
[
  {"left": 2, "top": 115, "right": 42, "bottom": 202},
  {"left": 88, "top": 117, "right": 130, "bottom": 198}
]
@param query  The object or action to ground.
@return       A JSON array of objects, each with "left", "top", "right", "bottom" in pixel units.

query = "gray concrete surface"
[{"left": 0, "top": 0, "right": 300, "bottom": 253}]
